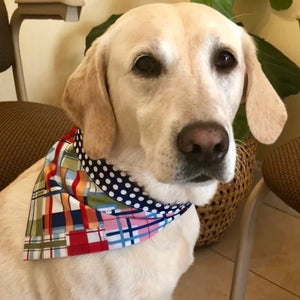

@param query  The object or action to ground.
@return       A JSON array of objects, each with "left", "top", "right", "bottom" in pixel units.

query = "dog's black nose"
[{"left": 177, "top": 122, "right": 229, "bottom": 166}]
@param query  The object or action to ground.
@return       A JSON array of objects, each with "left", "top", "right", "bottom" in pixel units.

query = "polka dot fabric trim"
[{"left": 74, "top": 129, "right": 191, "bottom": 217}]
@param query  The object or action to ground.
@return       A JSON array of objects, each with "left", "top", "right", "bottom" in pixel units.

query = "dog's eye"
[
  {"left": 133, "top": 54, "right": 162, "bottom": 77},
  {"left": 215, "top": 50, "right": 236, "bottom": 71}
]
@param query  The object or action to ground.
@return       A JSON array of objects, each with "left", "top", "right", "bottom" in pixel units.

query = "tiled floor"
[{"left": 174, "top": 181, "right": 300, "bottom": 300}]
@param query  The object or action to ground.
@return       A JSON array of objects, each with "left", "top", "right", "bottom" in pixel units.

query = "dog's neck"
[
  {"left": 104, "top": 136, "right": 219, "bottom": 207},
  {"left": 75, "top": 129, "right": 192, "bottom": 214}
]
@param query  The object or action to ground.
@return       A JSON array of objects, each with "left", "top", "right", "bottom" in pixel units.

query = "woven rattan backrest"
[{"left": 0, "top": 0, "right": 14, "bottom": 72}]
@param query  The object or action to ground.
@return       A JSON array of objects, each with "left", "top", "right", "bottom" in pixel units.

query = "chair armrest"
[
  {"left": 15, "top": 0, "right": 84, "bottom": 8},
  {"left": 14, "top": 0, "right": 85, "bottom": 22},
  {"left": 10, "top": 0, "right": 85, "bottom": 102}
]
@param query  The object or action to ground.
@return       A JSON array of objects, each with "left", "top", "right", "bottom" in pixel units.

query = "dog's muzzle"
[{"left": 177, "top": 121, "right": 229, "bottom": 183}]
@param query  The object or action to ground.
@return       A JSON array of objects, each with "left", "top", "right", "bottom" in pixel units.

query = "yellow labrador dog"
[{"left": 0, "top": 3, "right": 286, "bottom": 300}]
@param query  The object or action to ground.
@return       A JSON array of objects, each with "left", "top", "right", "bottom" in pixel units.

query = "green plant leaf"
[
  {"left": 85, "top": 14, "right": 122, "bottom": 52},
  {"left": 270, "top": 0, "right": 293, "bottom": 11},
  {"left": 233, "top": 104, "right": 250, "bottom": 143},
  {"left": 191, "top": 0, "right": 234, "bottom": 19},
  {"left": 253, "top": 34, "right": 300, "bottom": 99}
]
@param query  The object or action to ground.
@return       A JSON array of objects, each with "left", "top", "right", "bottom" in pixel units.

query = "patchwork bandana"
[{"left": 24, "top": 127, "right": 191, "bottom": 260}]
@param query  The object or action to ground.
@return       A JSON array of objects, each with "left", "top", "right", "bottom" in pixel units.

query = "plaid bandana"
[{"left": 24, "top": 127, "right": 191, "bottom": 260}]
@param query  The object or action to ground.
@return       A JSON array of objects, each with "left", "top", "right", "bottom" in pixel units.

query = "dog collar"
[{"left": 24, "top": 127, "right": 191, "bottom": 260}]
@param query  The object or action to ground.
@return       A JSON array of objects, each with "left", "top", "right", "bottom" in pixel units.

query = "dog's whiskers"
[{"left": 230, "top": 13, "right": 256, "bottom": 22}]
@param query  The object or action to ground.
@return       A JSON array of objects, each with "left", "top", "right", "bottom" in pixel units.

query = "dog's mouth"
[
  {"left": 175, "top": 168, "right": 216, "bottom": 184},
  {"left": 175, "top": 162, "right": 230, "bottom": 184},
  {"left": 184, "top": 173, "right": 213, "bottom": 183}
]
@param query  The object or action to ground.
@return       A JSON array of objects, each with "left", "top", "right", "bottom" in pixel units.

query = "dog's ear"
[
  {"left": 62, "top": 39, "right": 116, "bottom": 159},
  {"left": 242, "top": 31, "right": 287, "bottom": 144}
]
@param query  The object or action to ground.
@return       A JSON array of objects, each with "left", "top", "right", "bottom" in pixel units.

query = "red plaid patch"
[{"left": 67, "top": 228, "right": 109, "bottom": 256}]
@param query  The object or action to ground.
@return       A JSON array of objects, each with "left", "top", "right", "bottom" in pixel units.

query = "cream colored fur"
[{"left": 0, "top": 3, "right": 287, "bottom": 300}]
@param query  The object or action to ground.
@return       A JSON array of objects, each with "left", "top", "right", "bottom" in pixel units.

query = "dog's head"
[{"left": 63, "top": 3, "right": 287, "bottom": 193}]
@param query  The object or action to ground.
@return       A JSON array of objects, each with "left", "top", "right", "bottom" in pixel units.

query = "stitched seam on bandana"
[{"left": 24, "top": 127, "right": 191, "bottom": 260}]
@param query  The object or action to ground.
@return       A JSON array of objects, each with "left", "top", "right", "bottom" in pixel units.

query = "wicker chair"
[
  {"left": 0, "top": 0, "right": 84, "bottom": 190},
  {"left": 230, "top": 136, "right": 300, "bottom": 300}
]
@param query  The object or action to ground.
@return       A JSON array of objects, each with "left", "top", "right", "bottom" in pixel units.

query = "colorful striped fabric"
[{"left": 24, "top": 127, "right": 191, "bottom": 260}]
